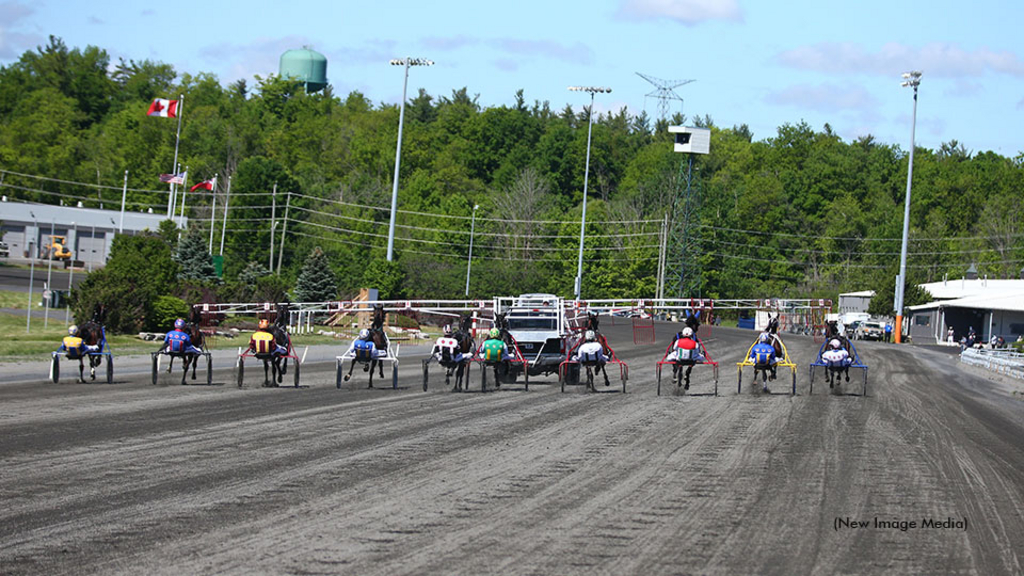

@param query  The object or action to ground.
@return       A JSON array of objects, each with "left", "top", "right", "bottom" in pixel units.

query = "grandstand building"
[{"left": 907, "top": 276, "right": 1024, "bottom": 345}]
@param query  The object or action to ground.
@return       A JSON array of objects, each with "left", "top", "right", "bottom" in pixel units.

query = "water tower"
[{"left": 279, "top": 48, "right": 328, "bottom": 92}]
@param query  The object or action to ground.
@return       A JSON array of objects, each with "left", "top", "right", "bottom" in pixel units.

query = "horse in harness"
[
  {"left": 757, "top": 313, "right": 785, "bottom": 382},
  {"left": 166, "top": 306, "right": 207, "bottom": 385},
  {"left": 822, "top": 320, "right": 853, "bottom": 388},
  {"left": 442, "top": 315, "right": 475, "bottom": 391},
  {"left": 578, "top": 312, "right": 612, "bottom": 387},
  {"left": 265, "top": 302, "right": 292, "bottom": 386},
  {"left": 77, "top": 304, "right": 107, "bottom": 381},
  {"left": 342, "top": 303, "right": 389, "bottom": 387}
]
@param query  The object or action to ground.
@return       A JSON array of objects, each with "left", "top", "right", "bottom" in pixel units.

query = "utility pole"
[
  {"left": 277, "top": 190, "right": 291, "bottom": 273},
  {"left": 268, "top": 183, "right": 277, "bottom": 271}
]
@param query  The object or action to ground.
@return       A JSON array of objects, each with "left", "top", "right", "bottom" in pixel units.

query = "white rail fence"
[{"left": 960, "top": 348, "right": 1024, "bottom": 380}]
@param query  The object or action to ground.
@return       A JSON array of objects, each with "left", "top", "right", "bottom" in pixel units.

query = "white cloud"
[
  {"left": 945, "top": 79, "right": 982, "bottom": 97},
  {"left": 421, "top": 35, "right": 478, "bottom": 51},
  {"left": 491, "top": 38, "right": 594, "bottom": 65},
  {"left": 617, "top": 0, "right": 742, "bottom": 25},
  {"left": 200, "top": 35, "right": 317, "bottom": 83},
  {"left": 0, "top": 1, "right": 40, "bottom": 59},
  {"left": 493, "top": 58, "right": 519, "bottom": 72},
  {"left": 777, "top": 42, "right": 1024, "bottom": 78},
  {"left": 765, "top": 83, "right": 880, "bottom": 113}
]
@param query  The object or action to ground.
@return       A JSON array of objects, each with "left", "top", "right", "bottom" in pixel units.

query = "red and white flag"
[
  {"left": 159, "top": 172, "right": 186, "bottom": 185},
  {"left": 190, "top": 177, "right": 216, "bottom": 192},
  {"left": 147, "top": 98, "right": 179, "bottom": 118}
]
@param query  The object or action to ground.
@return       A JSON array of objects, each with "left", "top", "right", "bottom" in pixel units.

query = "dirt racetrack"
[{"left": 2, "top": 323, "right": 1023, "bottom": 575}]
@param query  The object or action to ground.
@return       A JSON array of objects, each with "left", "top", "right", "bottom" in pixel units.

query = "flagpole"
[
  {"left": 179, "top": 166, "right": 189, "bottom": 228},
  {"left": 119, "top": 170, "right": 128, "bottom": 232},
  {"left": 168, "top": 94, "right": 184, "bottom": 218},
  {"left": 208, "top": 174, "right": 218, "bottom": 254},
  {"left": 219, "top": 176, "right": 231, "bottom": 256}
]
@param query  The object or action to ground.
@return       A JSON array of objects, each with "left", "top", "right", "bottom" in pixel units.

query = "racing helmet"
[
  {"left": 359, "top": 328, "right": 370, "bottom": 340},
  {"left": 830, "top": 339, "right": 842, "bottom": 349},
  {"left": 489, "top": 327, "right": 500, "bottom": 338},
  {"left": 443, "top": 324, "right": 453, "bottom": 336},
  {"left": 258, "top": 319, "right": 270, "bottom": 330},
  {"left": 174, "top": 318, "right": 186, "bottom": 330},
  {"left": 681, "top": 327, "right": 694, "bottom": 338},
  {"left": 584, "top": 330, "right": 596, "bottom": 341},
  {"left": 758, "top": 333, "right": 770, "bottom": 343},
  {"left": 68, "top": 325, "right": 78, "bottom": 336}
]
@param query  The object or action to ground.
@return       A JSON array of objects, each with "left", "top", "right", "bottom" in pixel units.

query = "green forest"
[{"left": 3, "top": 37, "right": 1023, "bottom": 313}]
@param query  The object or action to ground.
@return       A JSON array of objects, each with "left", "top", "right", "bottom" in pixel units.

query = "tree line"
[{"left": 3, "top": 36, "right": 1022, "bottom": 324}]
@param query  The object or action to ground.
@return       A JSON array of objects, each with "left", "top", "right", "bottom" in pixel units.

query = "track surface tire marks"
[{"left": 1, "top": 324, "right": 1022, "bottom": 575}]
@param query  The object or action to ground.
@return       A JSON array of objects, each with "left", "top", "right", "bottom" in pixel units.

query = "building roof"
[
  {"left": 919, "top": 278, "right": 1024, "bottom": 300},
  {"left": 0, "top": 199, "right": 178, "bottom": 231},
  {"left": 909, "top": 291, "right": 1024, "bottom": 314},
  {"left": 839, "top": 290, "right": 876, "bottom": 298}
]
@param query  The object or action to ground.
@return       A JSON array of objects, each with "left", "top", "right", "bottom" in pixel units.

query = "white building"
[
  {"left": 907, "top": 277, "right": 1024, "bottom": 345},
  {"left": 838, "top": 290, "right": 876, "bottom": 315},
  {"left": 1, "top": 200, "right": 179, "bottom": 267}
]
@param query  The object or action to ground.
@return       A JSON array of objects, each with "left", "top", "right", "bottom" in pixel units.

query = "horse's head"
[
  {"left": 91, "top": 303, "right": 107, "bottom": 324},
  {"left": 587, "top": 312, "right": 600, "bottom": 333},
  {"left": 766, "top": 314, "right": 779, "bottom": 334},
  {"left": 459, "top": 315, "right": 473, "bottom": 334},
  {"left": 189, "top": 305, "right": 203, "bottom": 326},
  {"left": 495, "top": 312, "right": 509, "bottom": 332},
  {"left": 371, "top": 304, "right": 385, "bottom": 331}
]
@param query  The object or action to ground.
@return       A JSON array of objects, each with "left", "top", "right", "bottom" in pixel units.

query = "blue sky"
[{"left": 2, "top": 0, "right": 1022, "bottom": 155}]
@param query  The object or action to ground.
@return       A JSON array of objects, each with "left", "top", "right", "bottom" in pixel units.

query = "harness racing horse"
[
  {"left": 580, "top": 312, "right": 612, "bottom": 387},
  {"left": 762, "top": 313, "right": 785, "bottom": 381},
  {"left": 179, "top": 306, "right": 207, "bottom": 385},
  {"left": 822, "top": 321, "right": 852, "bottom": 388},
  {"left": 368, "top": 304, "right": 389, "bottom": 383},
  {"left": 262, "top": 302, "right": 292, "bottom": 386},
  {"left": 77, "top": 304, "right": 107, "bottom": 382},
  {"left": 445, "top": 315, "right": 476, "bottom": 391}
]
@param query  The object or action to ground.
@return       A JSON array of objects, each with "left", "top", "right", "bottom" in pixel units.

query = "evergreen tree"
[
  {"left": 238, "top": 261, "right": 270, "bottom": 292},
  {"left": 293, "top": 246, "right": 337, "bottom": 302},
  {"left": 174, "top": 228, "right": 218, "bottom": 283}
]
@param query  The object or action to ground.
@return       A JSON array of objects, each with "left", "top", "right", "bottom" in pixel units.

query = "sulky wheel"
[
  {"left": 206, "top": 354, "right": 213, "bottom": 386},
  {"left": 809, "top": 366, "right": 815, "bottom": 395},
  {"left": 791, "top": 369, "right": 797, "bottom": 396},
  {"left": 737, "top": 368, "right": 743, "bottom": 394},
  {"left": 524, "top": 365, "right": 529, "bottom": 391},
  {"left": 422, "top": 360, "right": 429, "bottom": 392},
  {"left": 293, "top": 359, "right": 300, "bottom": 388},
  {"left": 336, "top": 359, "right": 343, "bottom": 389},
  {"left": 391, "top": 363, "right": 398, "bottom": 390},
  {"left": 480, "top": 365, "right": 488, "bottom": 393},
  {"left": 106, "top": 356, "right": 114, "bottom": 384},
  {"left": 51, "top": 355, "right": 60, "bottom": 384},
  {"left": 151, "top": 354, "right": 159, "bottom": 385},
  {"left": 236, "top": 358, "right": 245, "bottom": 388},
  {"left": 657, "top": 366, "right": 662, "bottom": 396}
]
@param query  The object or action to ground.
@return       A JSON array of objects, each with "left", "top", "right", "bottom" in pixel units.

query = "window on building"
[{"left": 914, "top": 315, "right": 930, "bottom": 326}]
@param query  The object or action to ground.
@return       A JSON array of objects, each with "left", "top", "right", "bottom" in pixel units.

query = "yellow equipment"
[{"left": 44, "top": 236, "right": 72, "bottom": 260}]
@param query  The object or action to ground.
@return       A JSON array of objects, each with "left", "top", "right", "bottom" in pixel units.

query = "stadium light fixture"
[
  {"left": 567, "top": 85, "right": 612, "bottom": 301},
  {"left": 465, "top": 204, "right": 479, "bottom": 296},
  {"left": 386, "top": 57, "right": 434, "bottom": 262},
  {"left": 894, "top": 70, "right": 921, "bottom": 344}
]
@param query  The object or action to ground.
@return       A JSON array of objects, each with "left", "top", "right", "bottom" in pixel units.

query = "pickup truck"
[
  {"left": 499, "top": 293, "right": 569, "bottom": 378},
  {"left": 855, "top": 321, "right": 885, "bottom": 341}
]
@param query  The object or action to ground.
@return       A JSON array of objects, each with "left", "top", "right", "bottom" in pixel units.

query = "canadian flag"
[
  {"left": 147, "top": 98, "right": 179, "bottom": 118},
  {"left": 190, "top": 177, "right": 216, "bottom": 192}
]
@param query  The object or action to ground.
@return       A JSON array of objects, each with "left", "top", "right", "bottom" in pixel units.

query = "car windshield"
[
  {"left": 865, "top": 322, "right": 883, "bottom": 329},
  {"left": 508, "top": 318, "right": 557, "bottom": 330}
]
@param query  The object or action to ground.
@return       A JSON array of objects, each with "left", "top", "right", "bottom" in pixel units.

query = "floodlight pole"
[
  {"left": 387, "top": 57, "right": 433, "bottom": 262},
  {"left": 894, "top": 71, "right": 921, "bottom": 344},
  {"left": 568, "top": 85, "right": 611, "bottom": 301},
  {"left": 26, "top": 212, "right": 36, "bottom": 333}
]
